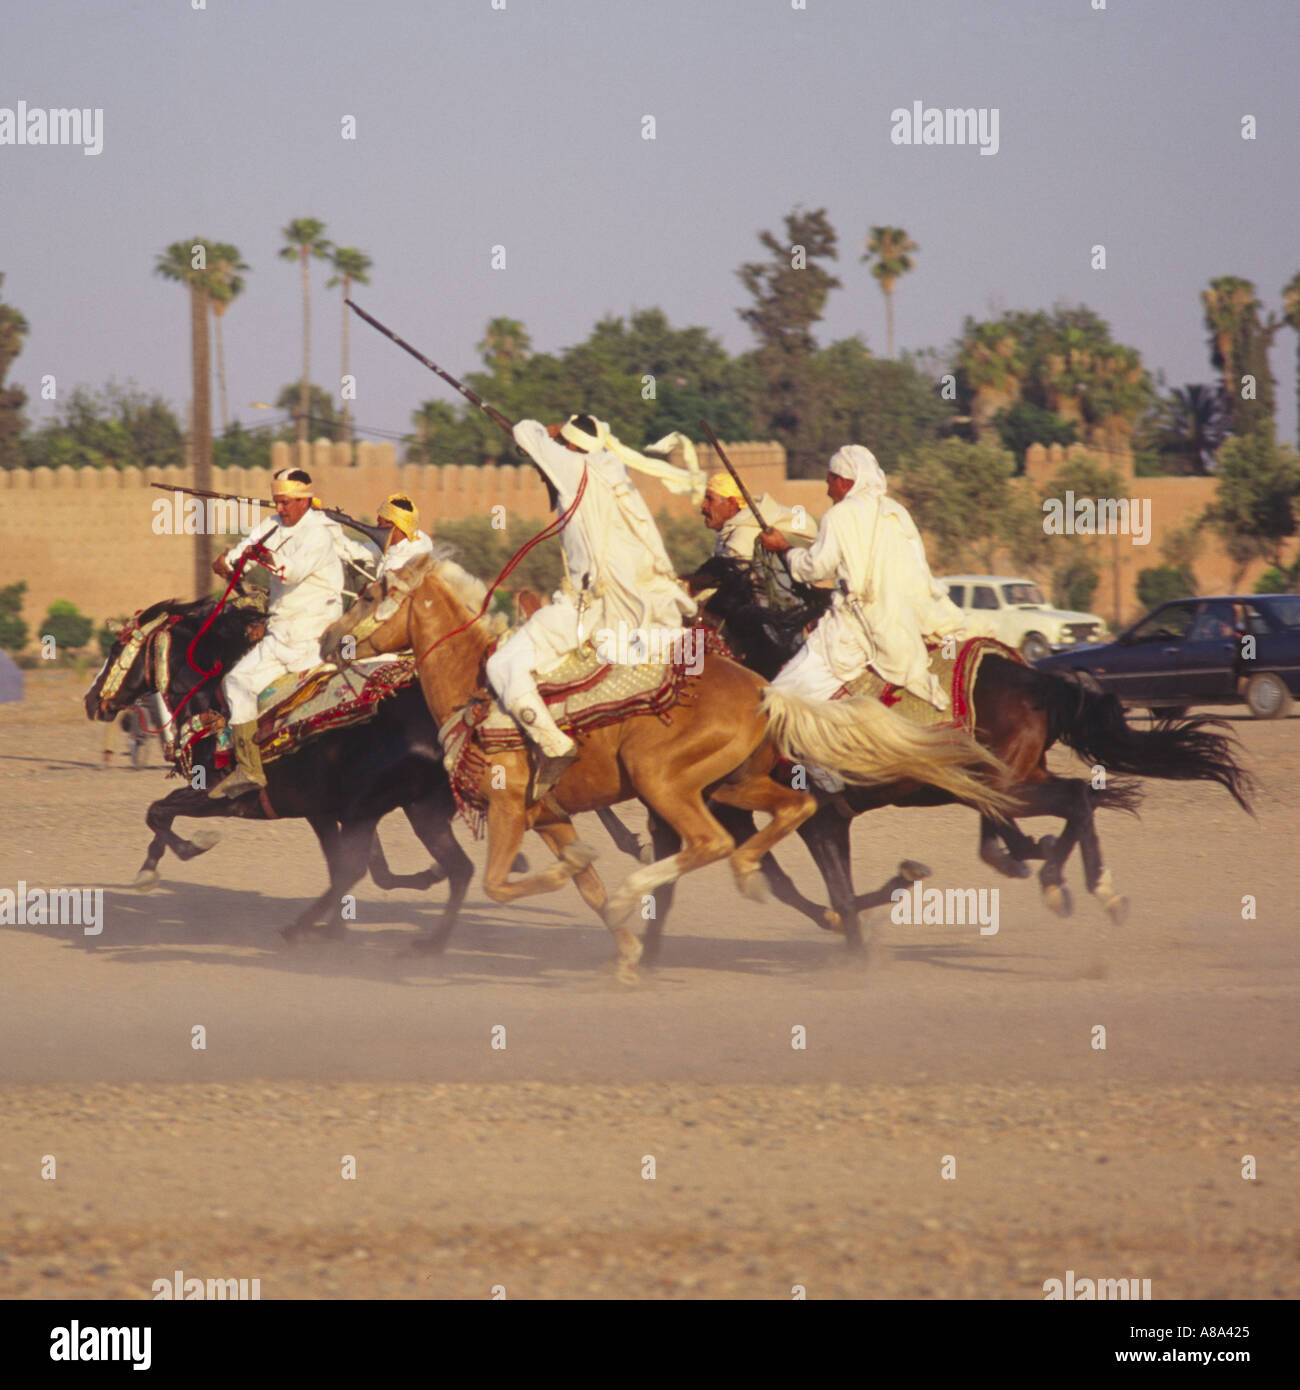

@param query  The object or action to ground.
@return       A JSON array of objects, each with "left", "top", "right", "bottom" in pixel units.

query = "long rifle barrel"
[{"left": 345, "top": 299, "right": 517, "bottom": 438}]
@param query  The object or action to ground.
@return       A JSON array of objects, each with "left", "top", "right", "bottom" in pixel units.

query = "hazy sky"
[{"left": 3, "top": 0, "right": 1298, "bottom": 447}]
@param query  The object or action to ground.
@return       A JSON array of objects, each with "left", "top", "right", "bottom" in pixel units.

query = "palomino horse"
[
  {"left": 668, "top": 554, "right": 1256, "bottom": 949},
  {"left": 320, "top": 549, "right": 1017, "bottom": 980}
]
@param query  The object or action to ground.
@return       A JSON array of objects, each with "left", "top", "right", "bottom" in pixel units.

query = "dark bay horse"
[
  {"left": 85, "top": 594, "right": 474, "bottom": 947},
  {"left": 647, "top": 554, "right": 1255, "bottom": 954}
]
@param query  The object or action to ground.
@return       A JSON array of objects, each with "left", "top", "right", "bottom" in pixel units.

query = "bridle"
[{"left": 94, "top": 611, "right": 177, "bottom": 716}]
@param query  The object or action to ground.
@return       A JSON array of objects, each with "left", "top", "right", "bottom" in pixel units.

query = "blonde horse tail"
[{"left": 761, "top": 688, "right": 1017, "bottom": 820}]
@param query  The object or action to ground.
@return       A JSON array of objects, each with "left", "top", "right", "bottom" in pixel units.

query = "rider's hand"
[{"left": 759, "top": 528, "right": 790, "bottom": 553}]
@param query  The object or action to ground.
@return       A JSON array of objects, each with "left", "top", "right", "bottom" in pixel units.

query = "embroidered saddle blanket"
[
  {"left": 835, "top": 636, "right": 1020, "bottom": 736},
  {"left": 173, "top": 656, "right": 418, "bottom": 779},
  {"left": 440, "top": 632, "right": 714, "bottom": 835}
]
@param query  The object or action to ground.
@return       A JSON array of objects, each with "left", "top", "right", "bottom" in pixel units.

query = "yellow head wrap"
[
  {"left": 705, "top": 471, "right": 744, "bottom": 504},
  {"left": 271, "top": 468, "right": 315, "bottom": 500},
  {"left": 378, "top": 493, "right": 419, "bottom": 541}
]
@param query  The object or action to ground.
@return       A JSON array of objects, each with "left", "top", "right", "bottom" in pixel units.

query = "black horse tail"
[{"left": 990, "top": 657, "right": 1256, "bottom": 814}]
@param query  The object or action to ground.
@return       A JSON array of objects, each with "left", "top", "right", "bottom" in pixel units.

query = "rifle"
[
  {"left": 345, "top": 298, "right": 517, "bottom": 440},
  {"left": 149, "top": 483, "right": 390, "bottom": 547}
]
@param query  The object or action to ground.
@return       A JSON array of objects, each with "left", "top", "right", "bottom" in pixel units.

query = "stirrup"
[{"left": 528, "top": 746, "right": 578, "bottom": 804}]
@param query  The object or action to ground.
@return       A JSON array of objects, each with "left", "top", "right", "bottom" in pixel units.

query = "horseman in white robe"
[
  {"left": 487, "top": 413, "right": 697, "bottom": 792},
  {"left": 374, "top": 492, "right": 435, "bottom": 579},
  {"left": 760, "top": 444, "right": 965, "bottom": 710},
  {"left": 210, "top": 467, "right": 373, "bottom": 798}
]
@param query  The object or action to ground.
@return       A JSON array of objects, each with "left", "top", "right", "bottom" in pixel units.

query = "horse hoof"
[
  {"left": 132, "top": 869, "right": 160, "bottom": 892},
  {"left": 190, "top": 827, "right": 222, "bottom": 854},
  {"left": 561, "top": 841, "right": 597, "bottom": 873},
  {"left": 899, "top": 859, "right": 931, "bottom": 882},
  {"left": 1042, "top": 883, "right": 1073, "bottom": 918},
  {"left": 1010, "top": 859, "right": 1032, "bottom": 879},
  {"left": 822, "top": 909, "right": 845, "bottom": 934},
  {"left": 736, "top": 868, "right": 768, "bottom": 903},
  {"left": 1104, "top": 895, "right": 1129, "bottom": 926}
]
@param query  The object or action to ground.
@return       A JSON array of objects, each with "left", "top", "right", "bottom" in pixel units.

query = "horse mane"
[{"left": 422, "top": 542, "right": 508, "bottom": 637}]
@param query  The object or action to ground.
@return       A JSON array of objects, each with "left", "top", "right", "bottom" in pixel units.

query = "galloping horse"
[
  {"left": 320, "top": 548, "right": 1016, "bottom": 980},
  {"left": 85, "top": 594, "right": 474, "bottom": 946},
  {"left": 674, "top": 555, "right": 1256, "bottom": 948}
]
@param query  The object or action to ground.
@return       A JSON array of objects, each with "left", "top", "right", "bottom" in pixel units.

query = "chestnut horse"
[{"left": 320, "top": 549, "right": 1016, "bottom": 980}]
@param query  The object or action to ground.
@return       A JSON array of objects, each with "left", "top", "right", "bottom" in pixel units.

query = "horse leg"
[
  {"left": 712, "top": 801, "right": 831, "bottom": 932},
  {"left": 534, "top": 819, "right": 611, "bottom": 922},
  {"left": 402, "top": 791, "right": 474, "bottom": 954},
  {"left": 707, "top": 759, "right": 819, "bottom": 902},
  {"left": 642, "top": 808, "right": 682, "bottom": 967},
  {"left": 793, "top": 804, "right": 864, "bottom": 947},
  {"left": 1068, "top": 784, "right": 1128, "bottom": 924},
  {"left": 285, "top": 815, "right": 375, "bottom": 941},
  {"left": 368, "top": 830, "right": 443, "bottom": 891},
  {"left": 594, "top": 806, "right": 652, "bottom": 863},
  {"left": 853, "top": 856, "right": 932, "bottom": 911},
  {"left": 1007, "top": 780, "right": 1081, "bottom": 919},
  {"left": 978, "top": 815, "right": 1033, "bottom": 879},
  {"left": 135, "top": 788, "right": 227, "bottom": 890}
]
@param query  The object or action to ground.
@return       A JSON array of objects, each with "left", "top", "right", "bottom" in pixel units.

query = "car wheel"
[
  {"left": 1020, "top": 632, "right": 1052, "bottom": 663},
  {"left": 1149, "top": 705, "right": 1189, "bottom": 720},
  {"left": 1244, "top": 672, "right": 1294, "bottom": 720}
]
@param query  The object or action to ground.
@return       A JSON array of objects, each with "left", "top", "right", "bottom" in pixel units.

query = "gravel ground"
[{"left": 1, "top": 670, "right": 1297, "bottom": 1299}]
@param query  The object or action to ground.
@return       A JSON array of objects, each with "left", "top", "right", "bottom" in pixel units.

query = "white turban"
[
  {"left": 828, "top": 444, "right": 887, "bottom": 498},
  {"left": 559, "top": 415, "right": 610, "bottom": 452}
]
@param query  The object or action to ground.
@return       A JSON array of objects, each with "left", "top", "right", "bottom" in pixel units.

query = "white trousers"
[
  {"left": 223, "top": 632, "right": 321, "bottom": 724},
  {"left": 485, "top": 599, "right": 583, "bottom": 709}
]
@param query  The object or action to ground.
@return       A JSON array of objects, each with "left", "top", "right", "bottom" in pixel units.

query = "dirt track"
[{"left": 1, "top": 670, "right": 1297, "bottom": 1299}]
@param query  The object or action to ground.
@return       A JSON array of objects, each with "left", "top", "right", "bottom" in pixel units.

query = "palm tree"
[
  {"left": 325, "top": 246, "right": 372, "bottom": 447},
  {"left": 155, "top": 239, "right": 216, "bottom": 596},
  {"left": 861, "top": 225, "right": 918, "bottom": 358},
  {"left": 1201, "top": 276, "right": 1259, "bottom": 404},
  {"left": 207, "top": 242, "right": 248, "bottom": 435},
  {"left": 1283, "top": 271, "right": 1300, "bottom": 449},
  {"left": 957, "top": 321, "right": 1026, "bottom": 441},
  {"left": 278, "top": 218, "right": 332, "bottom": 445}
]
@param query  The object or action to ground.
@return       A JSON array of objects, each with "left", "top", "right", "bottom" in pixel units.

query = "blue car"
[{"left": 1034, "top": 594, "right": 1300, "bottom": 719}]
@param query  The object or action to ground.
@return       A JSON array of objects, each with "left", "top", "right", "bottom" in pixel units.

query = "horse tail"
[
  {"left": 1004, "top": 660, "right": 1256, "bottom": 814},
  {"left": 760, "top": 688, "right": 1018, "bottom": 820}
]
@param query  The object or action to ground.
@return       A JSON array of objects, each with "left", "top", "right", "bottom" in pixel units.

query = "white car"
[{"left": 939, "top": 575, "right": 1109, "bottom": 663}]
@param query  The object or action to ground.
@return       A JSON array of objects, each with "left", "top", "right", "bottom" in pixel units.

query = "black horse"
[
  {"left": 633, "top": 555, "right": 1255, "bottom": 957},
  {"left": 85, "top": 594, "right": 474, "bottom": 948}
]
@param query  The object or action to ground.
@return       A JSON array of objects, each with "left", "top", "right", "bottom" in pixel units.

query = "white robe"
[
  {"left": 487, "top": 422, "right": 696, "bottom": 706},
  {"left": 378, "top": 529, "right": 434, "bottom": 579},
  {"left": 775, "top": 494, "right": 964, "bottom": 708},
  {"left": 715, "top": 493, "right": 818, "bottom": 559},
  {"left": 220, "top": 509, "right": 344, "bottom": 723}
]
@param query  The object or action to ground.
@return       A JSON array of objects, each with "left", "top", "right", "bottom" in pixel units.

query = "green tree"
[
  {"left": 799, "top": 338, "right": 949, "bottom": 476},
  {"left": 993, "top": 402, "right": 1079, "bottom": 470},
  {"left": 655, "top": 508, "right": 714, "bottom": 575},
  {"left": 861, "top": 225, "right": 917, "bottom": 359},
  {"left": 0, "top": 273, "right": 28, "bottom": 470},
  {"left": 155, "top": 239, "right": 217, "bottom": 592},
  {"left": 276, "top": 381, "right": 341, "bottom": 442},
  {"left": 1137, "top": 566, "right": 1195, "bottom": 610},
  {"left": 206, "top": 243, "right": 248, "bottom": 434},
  {"left": 0, "top": 580, "right": 28, "bottom": 652},
  {"left": 1053, "top": 558, "right": 1100, "bottom": 613},
  {"left": 213, "top": 419, "right": 273, "bottom": 471},
  {"left": 42, "top": 599, "right": 93, "bottom": 653},
  {"left": 1202, "top": 276, "right": 1278, "bottom": 438},
  {"left": 1282, "top": 271, "right": 1300, "bottom": 450},
  {"left": 1204, "top": 428, "right": 1300, "bottom": 583},
  {"left": 737, "top": 207, "right": 841, "bottom": 476},
  {"left": 278, "top": 219, "right": 333, "bottom": 444},
  {"left": 893, "top": 438, "right": 1023, "bottom": 572},
  {"left": 326, "top": 245, "right": 372, "bottom": 445},
  {"left": 21, "top": 383, "right": 184, "bottom": 469},
  {"left": 1133, "top": 383, "right": 1227, "bottom": 476}
]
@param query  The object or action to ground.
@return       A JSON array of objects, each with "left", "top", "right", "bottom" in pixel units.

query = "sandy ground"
[{"left": 1, "top": 669, "right": 1297, "bottom": 1300}]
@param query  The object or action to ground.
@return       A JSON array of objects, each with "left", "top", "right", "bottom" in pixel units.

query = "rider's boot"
[
  {"left": 209, "top": 721, "right": 267, "bottom": 799},
  {"left": 510, "top": 691, "right": 577, "bottom": 801}
]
